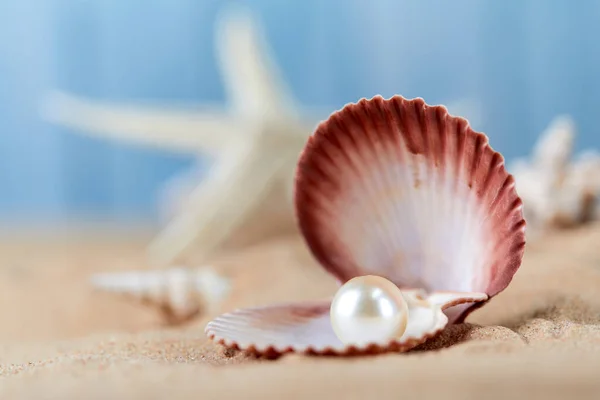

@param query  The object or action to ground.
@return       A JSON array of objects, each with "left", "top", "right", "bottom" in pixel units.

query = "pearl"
[{"left": 330, "top": 275, "right": 408, "bottom": 346}]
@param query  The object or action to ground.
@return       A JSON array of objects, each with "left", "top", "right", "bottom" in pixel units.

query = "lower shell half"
[{"left": 205, "top": 290, "right": 487, "bottom": 356}]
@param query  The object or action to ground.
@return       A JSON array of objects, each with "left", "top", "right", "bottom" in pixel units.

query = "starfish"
[
  {"left": 41, "top": 5, "right": 484, "bottom": 268},
  {"left": 42, "top": 6, "right": 327, "bottom": 266}
]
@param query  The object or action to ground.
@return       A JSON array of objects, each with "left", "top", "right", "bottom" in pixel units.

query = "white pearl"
[{"left": 330, "top": 275, "right": 408, "bottom": 346}]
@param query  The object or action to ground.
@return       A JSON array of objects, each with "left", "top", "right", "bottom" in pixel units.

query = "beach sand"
[{"left": 0, "top": 223, "right": 599, "bottom": 399}]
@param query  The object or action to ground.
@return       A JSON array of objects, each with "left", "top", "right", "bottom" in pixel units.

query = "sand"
[{"left": 1, "top": 223, "right": 600, "bottom": 399}]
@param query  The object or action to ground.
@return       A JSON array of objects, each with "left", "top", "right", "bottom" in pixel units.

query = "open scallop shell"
[
  {"left": 295, "top": 95, "right": 526, "bottom": 323},
  {"left": 206, "top": 95, "right": 525, "bottom": 356},
  {"left": 206, "top": 290, "right": 487, "bottom": 356}
]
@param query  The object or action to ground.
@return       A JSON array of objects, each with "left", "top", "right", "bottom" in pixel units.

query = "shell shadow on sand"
[{"left": 495, "top": 295, "right": 600, "bottom": 343}]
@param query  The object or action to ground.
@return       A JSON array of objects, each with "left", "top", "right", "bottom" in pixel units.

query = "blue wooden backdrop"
[{"left": 1, "top": 0, "right": 599, "bottom": 222}]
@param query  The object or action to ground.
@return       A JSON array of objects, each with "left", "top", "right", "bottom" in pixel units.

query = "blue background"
[{"left": 1, "top": 0, "right": 599, "bottom": 223}]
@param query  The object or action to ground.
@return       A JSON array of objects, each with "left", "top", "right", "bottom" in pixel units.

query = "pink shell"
[
  {"left": 294, "top": 95, "right": 526, "bottom": 323},
  {"left": 205, "top": 95, "right": 524, "bottom": 357}
]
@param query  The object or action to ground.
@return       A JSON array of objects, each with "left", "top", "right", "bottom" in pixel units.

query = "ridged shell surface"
[{"left": 294, "top": 95, "right": 526, "bottom": 322}]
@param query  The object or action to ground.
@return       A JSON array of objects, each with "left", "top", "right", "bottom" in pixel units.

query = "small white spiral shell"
[{"left": 90, "top": 266, "right": 231, "bottom": 322}]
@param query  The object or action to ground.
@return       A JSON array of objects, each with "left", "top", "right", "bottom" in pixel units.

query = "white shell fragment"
[
  {"left": 205, "top": 290, "right": 488, "bottom": 356},
  {"left": 91, "top": 266, "right": 231, "bottom": 322},
  {"left": 531, "top": 115, "right": 575, "bottom": 174},
  {"left": 511, "top": 115, "right": 600, "bottom": 231}
]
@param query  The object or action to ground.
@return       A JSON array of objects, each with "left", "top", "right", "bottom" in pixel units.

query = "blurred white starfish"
[
  {"left": 42, "top": 5, "right": 484, "bottom": 268},
  {"left": 42, "top": 6, "right": 327, "bottom": 266}
]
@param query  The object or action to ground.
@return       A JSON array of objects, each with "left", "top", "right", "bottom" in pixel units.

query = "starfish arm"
[
  {"left": 215, "top": 5, "right": 297, "bottom": 118},
  {"left": 147, "top": 138, "right": 293, "bottom": 265},
  {"left": 40, "top": 90, "right": 242, "bottom": 154}
]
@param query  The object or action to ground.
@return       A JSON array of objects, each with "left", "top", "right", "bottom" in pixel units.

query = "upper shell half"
[{"left": 294, "top": 95, "right": 526, "bottom": 323}]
